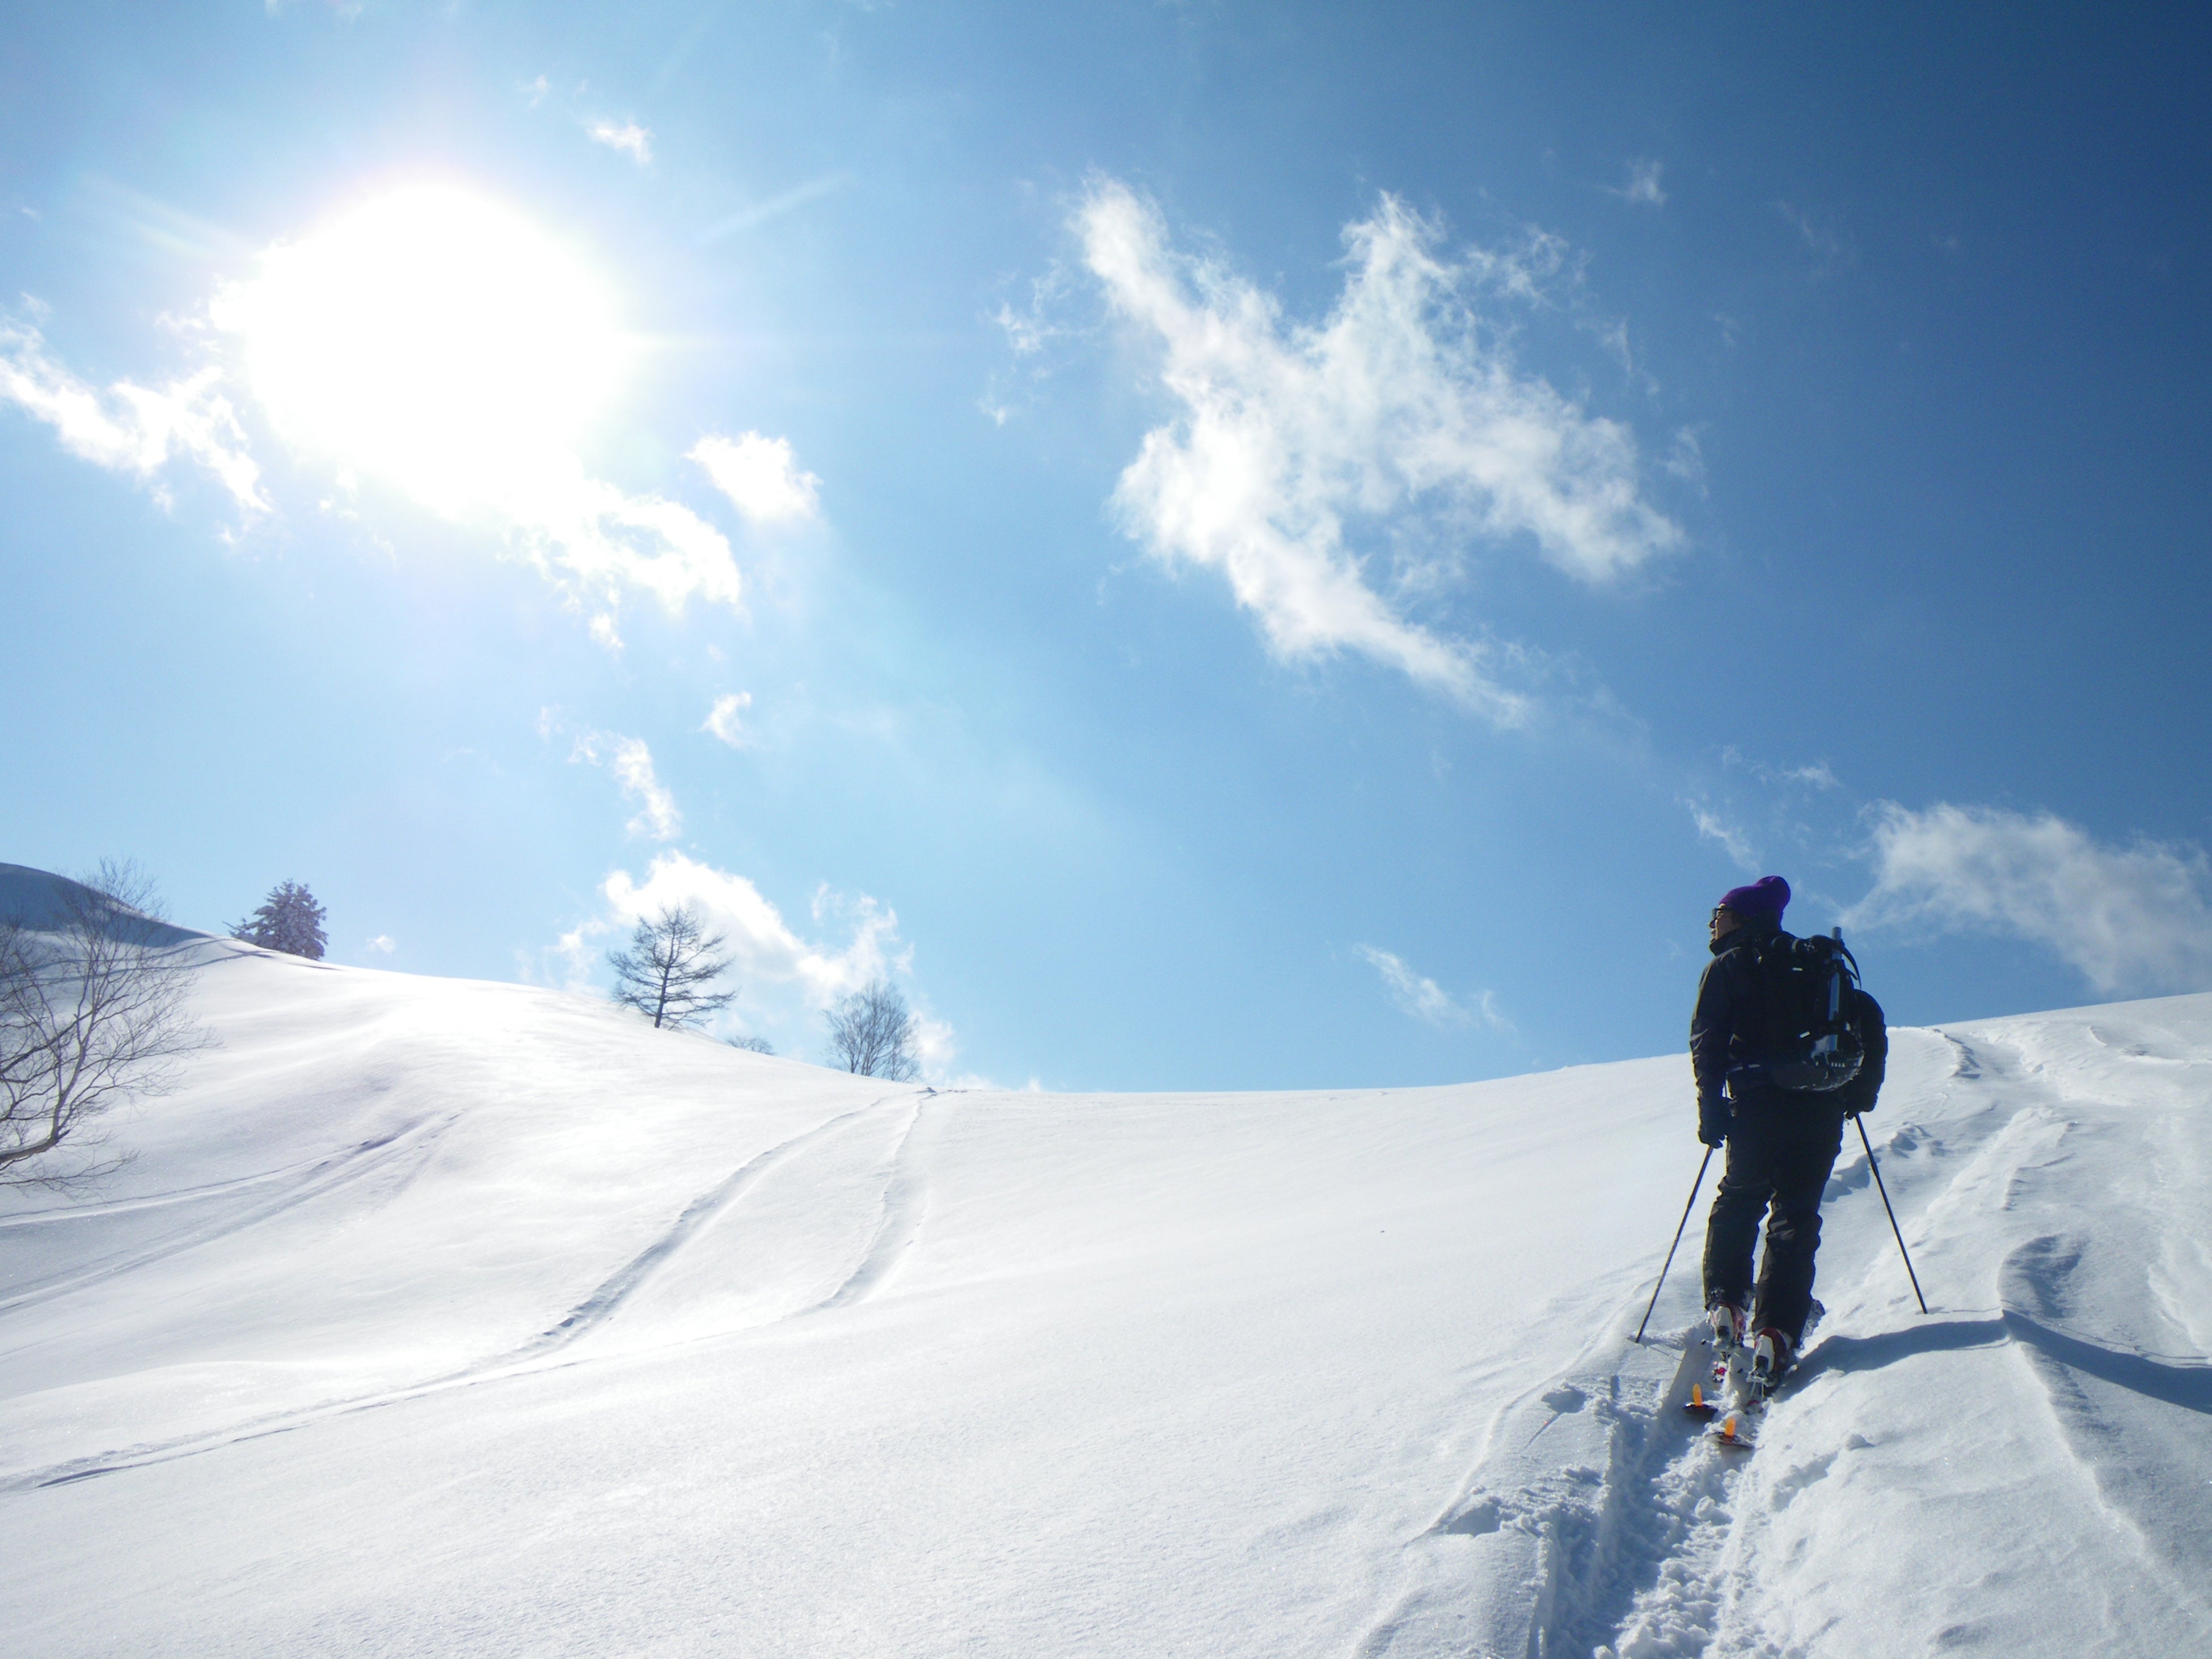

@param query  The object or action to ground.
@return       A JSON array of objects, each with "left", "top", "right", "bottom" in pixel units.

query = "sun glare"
[{"left": 218, "top": 183, "right": 628, "bottom": 512}]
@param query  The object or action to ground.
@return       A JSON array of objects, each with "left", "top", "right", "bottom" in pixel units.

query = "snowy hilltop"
[{"left": 1, "top": 864, "right": 2206, "bottom": 1655}]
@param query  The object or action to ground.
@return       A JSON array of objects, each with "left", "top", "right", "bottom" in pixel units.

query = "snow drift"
[{"left": 1, "top": 864, "right": 2206, "bottom": 1655}]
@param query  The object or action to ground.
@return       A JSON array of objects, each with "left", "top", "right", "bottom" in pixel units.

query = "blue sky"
[{"left": 6, "top": 2, "right": 2211, "bottom": 1087}]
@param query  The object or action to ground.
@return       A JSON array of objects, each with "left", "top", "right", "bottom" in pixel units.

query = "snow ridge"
[{"left": 3, "top": 932, "right": 2210, "bottom": 1656}]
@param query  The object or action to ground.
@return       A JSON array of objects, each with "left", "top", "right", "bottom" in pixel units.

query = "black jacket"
[{"left": 1690, "top": 924, "right": 1887, "bottom": 1128}]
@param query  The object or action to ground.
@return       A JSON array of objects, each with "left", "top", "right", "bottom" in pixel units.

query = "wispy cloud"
[
  {"left": 1847, "top": 802, "right": 2212, "bottom": 995},
  {"left": 0, "top": 310, "right": 265, "bottom": 513},
  {"left": 569, "top": 730, "right": 681, "bottom": 841},
  {"left": 1078, "top": 178, "right": 1679, "bottom": 720},
  {"left": 697, "top": 173, "right": 850, "bottom": 243},
  {"left": 690, "top": 432, "right": 821, "bottom": 523},
  {"left": 365, "top": 934, "right": 396, "bottom": 955},
  {"left": 1777, "top": 202, "right": 1854, "bottom": 276},
  {"left": 444, "top": 460, "right": 746, "bottom": 624},
  {"left": 1662, "top": 427, "right": 1707, "bottom": 493},
  {"left": 703, "top": 691, "right": 753, "bottom": 748},
  {"left": 1608, "top": 158, "right": 1667, "bottom": 208},
  {"left": 1355, "top": 944, "right": 1510, "bottom": 1031},
  {"left": 1720, "top": 748, "right": 1840, "bottom": 792},
  {"left": 587, "top": 121, "right": 653, "bottom": 165},
  {"left": 1684, "top": 799, "right": 1759, "bottom": 872}
]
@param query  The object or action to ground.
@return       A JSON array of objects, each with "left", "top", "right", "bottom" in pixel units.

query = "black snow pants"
[{"left": 1700, "top": 1091, "right": 1846, "bottom": 1348}]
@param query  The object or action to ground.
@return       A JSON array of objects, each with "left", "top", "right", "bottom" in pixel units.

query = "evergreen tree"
[
  {"left": 608, "top": 905, "right": 736, "bottom": 1029},
  {"left": 232, "top": 881, "right": 328, "bottom": 960}
]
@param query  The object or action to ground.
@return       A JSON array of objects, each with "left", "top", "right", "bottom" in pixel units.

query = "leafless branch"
[
  {"left": 1, "top": 882, "right": 209, "bottom": 1192},
  {"left": 824, "top": 979, "right": 919, "bottom": 1080},
  {"left": 607, "top": 904, "right": 737, "bottom": 1030}
]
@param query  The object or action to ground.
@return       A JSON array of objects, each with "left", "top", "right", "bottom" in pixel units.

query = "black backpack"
[{"left": 1744, "top": 929, "right": 1865, "bottom": 1092}]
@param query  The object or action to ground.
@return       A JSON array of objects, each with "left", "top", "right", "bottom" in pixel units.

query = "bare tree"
[
  {"left": 2, "top": 880, "right": 206, "bottom": 1192},
  {"left": 824, "top": 978, "right": 920, "bottom": 1080},
  {"left": 726, "top": 1035, "right": 775, "bottom": 1055},
  {"left": 608, "top": 905, "right": 736, "bottom": 1029},
  {"left": 81, "top": 856, "right": 170, "bottom": 922}
]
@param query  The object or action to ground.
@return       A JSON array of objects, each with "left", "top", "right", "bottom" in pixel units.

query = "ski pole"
[
  {"left": 1857, "top": 1115, "right": 1928, "bottom": 1314},
  {"left": 1634, "top": 1146, "right": 1714, "bottom": 1344}
]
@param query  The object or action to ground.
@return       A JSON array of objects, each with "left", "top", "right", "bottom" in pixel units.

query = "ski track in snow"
[
  {"left": 497, "top": 1091, "right": 919, "bottom": 1360},
  {"left": 1371, "top": 1019, "right": 2212, "bottom": 1659},
  {"left": 1, "top": 1090, "right": 932, "bottom": 1493},
  {"left": 0, "top": 1110, "right": 462, "bottom": 1317},
  {"left": 812, "top": 1095, "right": 934, "bottom": 1312},
  {"left": 1572, "top": 1039, "right": 2037, "bottom": 1657}
]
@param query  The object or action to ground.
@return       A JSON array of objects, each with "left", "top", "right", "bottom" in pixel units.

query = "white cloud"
[
  {"left": 1662, "top": 427, "right": 1706, "bottom": 492},
  {"left": 0, "top": 311, "right": 265, "bottom": 513},
  {"left": 1685, "top": 799, "right": 1759, "bottom": 872},
  {"left": 544, "top": 473, "right": 746, "bottom": 611},
  {"left": 365, "top": 934, "right": 396, "bottom": 955},
  {"left": 1078, "top": 179, "right": 1679, "bottom": 720},
  {"left": 588, "top": 121, "right": 653, "bottom": 164},
  {"left": 569, "top": 731, "right": 681, "bottom": 841},
  {"left": 1847, "top": 802, "right": 2212, "bottom": 995},
  {"left": 1355, "top": 944, "right": 1509, "bottom": 1031},
  {"left": 703, "top": 691, "right": 753, "bottom": 748},
  {"left": 909, "top": 1011, "right": 962, "bottom": 1080},
  {"left": 689, "top": 432, "right": 821, "bottom": 523},
  {"left": 1609, "top": 159, "right": 1667, "bottom": 208}
]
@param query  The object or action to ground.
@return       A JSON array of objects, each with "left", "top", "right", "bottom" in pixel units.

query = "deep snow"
[{"left": 1, "top": 864, "right": 2206, "bottom": 1656}]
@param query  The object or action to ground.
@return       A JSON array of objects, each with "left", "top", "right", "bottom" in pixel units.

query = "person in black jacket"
[{"left": 1691, "top": 876, "right": 1886, "bottom": 1383}]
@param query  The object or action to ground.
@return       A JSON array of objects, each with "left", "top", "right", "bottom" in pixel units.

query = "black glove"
[{"left": 1698, "top": 1096, "right": 1730, "bottom": 1149}]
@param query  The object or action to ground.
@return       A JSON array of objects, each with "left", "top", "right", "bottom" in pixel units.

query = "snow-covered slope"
[{"left": 2, "top": 868, "right": 2207, "bottom": 1656}]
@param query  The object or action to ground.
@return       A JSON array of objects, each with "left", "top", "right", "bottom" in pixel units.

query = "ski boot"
[
  {"left": 1700, "top": 1300, "right": 1750, "bottom": 1406},
  {"left": 1745, "top": 1327, "right": 1793, "bottom": 1405}
]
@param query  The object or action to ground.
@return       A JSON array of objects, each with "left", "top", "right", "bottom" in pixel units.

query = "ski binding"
[{"left": 1708, "top": 1411, "right": 1757, "bottom": 1450}]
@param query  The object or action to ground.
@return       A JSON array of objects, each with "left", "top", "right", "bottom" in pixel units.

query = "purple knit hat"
[{"left": 1717, "top": 875, "right": 1790, "bottom": 922}]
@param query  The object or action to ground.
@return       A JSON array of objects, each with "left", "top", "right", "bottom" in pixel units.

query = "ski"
[
  {"left": 1683, "top": 1303, "right": 1815, "bottom": 1447},
  {"left": 1709, "top": 1412, "right": 1758, "bottom": 1450}
]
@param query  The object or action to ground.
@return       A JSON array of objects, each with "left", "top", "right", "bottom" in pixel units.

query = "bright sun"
[{"left": 219, "top": 183, "right": 628, "bottom": 512}]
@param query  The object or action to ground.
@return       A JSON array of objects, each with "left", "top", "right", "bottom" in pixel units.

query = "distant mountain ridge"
[{"left": 0, "top": 862, "right": 222, "bottom": 952}]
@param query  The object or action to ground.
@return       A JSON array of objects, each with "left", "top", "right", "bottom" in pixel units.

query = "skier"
[{"left": 1691, "top": 876, "right": 1886, "bottom": 1395}]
